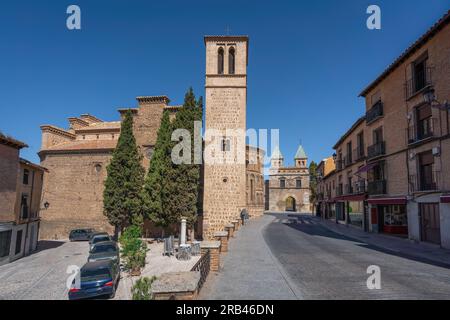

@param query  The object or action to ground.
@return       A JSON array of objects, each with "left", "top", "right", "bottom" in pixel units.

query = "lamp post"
[{"left": 423, "top": 88, "right": 449, "bottom": 110}]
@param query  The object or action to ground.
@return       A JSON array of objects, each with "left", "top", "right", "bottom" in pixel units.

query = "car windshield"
[
  {"left": 93, "top": 236, "right": 109, "bottom": 243},
  {"left": 91, "top": 244, "right": 116, "bottom": 254},
  {"left": 81, "top": 267, "right": 110, "bottom": 281}
]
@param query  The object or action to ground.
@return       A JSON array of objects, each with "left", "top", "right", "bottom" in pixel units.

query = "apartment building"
[
  {"left": 316, "top": 156, "right": 336, "bottom": 219},
  {"left": 0, "top": 133, "right": 47, "bottom": 265}
]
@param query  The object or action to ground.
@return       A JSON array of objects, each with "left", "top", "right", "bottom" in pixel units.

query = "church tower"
[
  {"left": 294, "top": 144, "right": 308, "bottom": 168},
  {"left": 203, "top": 35, "right": 249, "bottom": 240}
]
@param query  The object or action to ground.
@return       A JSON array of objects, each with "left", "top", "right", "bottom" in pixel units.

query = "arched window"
[
  {"left": 228, "top": 47, "right": 235, "bottom": 74},
  {"left": 218, "top": 47, "right": 224, "bottom": 74}
]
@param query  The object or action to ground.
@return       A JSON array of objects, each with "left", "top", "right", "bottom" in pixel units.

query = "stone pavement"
[
  {"left": 198, "top": 215, "right": 301, "bottom": 300},
  {"left": 313, "top": 216, "right": 450, "bottom": 268}
]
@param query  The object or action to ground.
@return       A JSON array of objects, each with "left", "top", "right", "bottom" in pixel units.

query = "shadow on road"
[{"left": 35, "top": 240, "right": 66, "bottom": 253}]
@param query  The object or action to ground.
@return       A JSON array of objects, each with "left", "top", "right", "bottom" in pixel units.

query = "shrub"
[
  {"left": 119, "top": 225, "right": 148, "bottom": 272},
  {"left": 131, "top": 276, "right": 157, "bottom": 300}
]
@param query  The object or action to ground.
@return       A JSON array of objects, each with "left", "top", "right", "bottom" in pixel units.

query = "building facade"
[
  {"left": 38, "top": 35, "right": 264, "bottom": 241},
  {"left": 0, "top": 134, "right": 46, "bottom": 265},
  {"left": 318, "top": 11, "right": 450, "bottom": 249},
  {"left": 268, "top": 145, "right": 310, "bottom": 213}
]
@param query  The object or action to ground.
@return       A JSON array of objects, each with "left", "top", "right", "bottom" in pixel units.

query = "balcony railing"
[
  {"left": 409, "top": 171, "right": 440, "bottom": 192},
  {"left": 405, "top": 67, "right": 433, "bottom": 100},
  {"left": 366, "top": 101, "right": 384, "bottom": 124},
  {"left": 344, "top": 184, "right": 354, "bottom": 195},
  {"left": 368, "top": 180, "right": 387, "bottom": 195},
  {"left": 336, "top": 160, "right": 344, "bottom": 171},
  {"left": 367, "top": 141, "right": 386, "bottom": 159},
  {"left": 354, "top": 180, "right": 367, "bottom": 194},
  {"left": 336, "top": 185, "right": 344, "bottom": 196},
  {"left": 407, "top": 118, "right": 437, "bottom": 145},
  {"left": 344, "top": 155, "right": 353, "bottom": 167},
  {"left": 353, "top": 147, "right": 365, "bottom": 162}
]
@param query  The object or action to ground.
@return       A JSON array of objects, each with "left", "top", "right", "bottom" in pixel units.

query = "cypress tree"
[
  {"left": 166, "top": 88, "right": 203, "bottom": 229},
  {"left": 103, "top": 110, "right": 145, "bottom": 237},
  {"left": 141, "top": 110, "right": 174, "bottom": 236}
]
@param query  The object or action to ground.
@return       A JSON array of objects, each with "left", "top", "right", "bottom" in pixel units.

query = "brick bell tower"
[{"left": 202, "top": 35, "right": 249, "bottom": 240}]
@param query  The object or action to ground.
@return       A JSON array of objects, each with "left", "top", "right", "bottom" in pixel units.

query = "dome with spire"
[
  {"left": 294, "top": 145, "right": 307, "bottom": 159},
  {"left": 271, "top": 146, "right": 283, "bottom": 159}
]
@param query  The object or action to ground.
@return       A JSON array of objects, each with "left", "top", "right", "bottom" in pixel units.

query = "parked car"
[
  {"left": 88, "top": 241, "right": 120, "bottom": 263},
  {"left": 69, "top": 228, "right": 96, "bottom": 242},
  {"left": 68, "top": 259, "right": 120, "bottom": 300},
  {"left": 89, "top": 232, "right": 111, "bottom": 250}
]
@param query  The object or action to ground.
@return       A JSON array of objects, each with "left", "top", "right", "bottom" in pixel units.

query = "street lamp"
[
  {"left": 44, "top": 201, "right": 50, "bottom": 209},
  {"left": 423, "top": 87, "right": 449, "bottom": 110}
]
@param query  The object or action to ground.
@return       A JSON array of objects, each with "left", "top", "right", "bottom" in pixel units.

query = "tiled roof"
[
  {"left": 294, "top": 145, "right": 307, "bottom": 159},
  {"left": 0, "top": 133, "right": 28, "bottom": 149},
  {"left": 271, "top": 146, "right": 283, "bottom": 159},
  {"left": 359, "top": 10, "right": 450, "bottom": 97},
  {"left": 42, "top": 139, "right": 117, "bottom": 152},
  {"left": 75, "top": 121, "right": 121, "bottom": 132}
]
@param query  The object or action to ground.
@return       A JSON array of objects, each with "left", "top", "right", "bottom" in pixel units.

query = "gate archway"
[{"left": 285, "top": 196, "right": 296, "bottom": 212}]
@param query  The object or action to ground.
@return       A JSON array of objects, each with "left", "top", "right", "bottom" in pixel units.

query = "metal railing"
[
  {"left": 405, "top": 67, "right": 433, "bottom": 100},
  {"left": 407, "top": 117, "right": 437, "bottom": 145},
  {"left": 191, "top": 249, "right": 210, "bottom": 290},
  {"left": 335, "top": 160, "right": 344, "bottom": 171},
  {"left": 336, "top": 184, "right": 344, "bottom": 196},
  {"left": 344, "top": 184, "right": 354, "bottom": 195},
  {"left": 344, "top": 155, "right": 353, "bottom": 167},
  {"left": 409, "top": 171, "right": 440, "bottom": 192},
  {"left": 366, "top": 101, "right": 384, "bottom": 124},
  {"left": 354, "top": 180, "right": 367, "bottom": 194},
  {"left": 368, "top": 180, "right": 387, "bottom": 195},
  {"left": 353, "top": 147, "right": 365, "bottom": 162},
  {"left": 367, "top": 141, "right": 386, "bottom": 159}
]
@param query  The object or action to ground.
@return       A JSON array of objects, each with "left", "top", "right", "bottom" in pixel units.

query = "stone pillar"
[
  {"left": 225, "top": 224, "right": 235, "bottom": 238},
  {"left": 181, "top": 218, "right": 187, "bottom": 245},
  {"left": 214, "top": 231, "right": 229, "bottom": 253},
  {"left": 200, "top": 241, "right": 221, "bottom": 272},
  {"left": 232, "top": 220, "right": 240, "bottom": 231}
]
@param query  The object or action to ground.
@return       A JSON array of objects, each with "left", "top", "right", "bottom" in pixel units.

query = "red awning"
[
  {"left": 335, "top": 194, "right": 367, "bottom": 202},
  {"left": 368, "top": 197, "right": 407, "bottom": 205},
  {"left": 355, "top": 163, "right": 377, "bottom": 175},
  {"left": 441, "top": 195, "right": 450, "bottom": 203}
]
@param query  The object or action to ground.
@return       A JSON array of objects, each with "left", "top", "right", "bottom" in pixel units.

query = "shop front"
[{"left": 368, "top": 197, "right": 408, "bottom": 235}]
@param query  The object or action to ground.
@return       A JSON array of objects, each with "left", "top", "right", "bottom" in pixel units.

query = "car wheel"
[{"left": 109, "top": 289, "right": 116, "bottom": 299}]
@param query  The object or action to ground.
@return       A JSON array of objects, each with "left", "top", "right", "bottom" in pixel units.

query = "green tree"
[
  {"left": 103, "top": 110, "right": 145, "bottom": 237},
  {"left": 141, "top": 110, "right": 174, "bottom": 236},
  {"left": 131, "top": 276, "right": 157, "bottom": 300},
  {"left": 166, "top": 88, "right": 203, "bottom": 229},
  {"left": 309, "top": 161, "right": 318, "bottom": 214}
]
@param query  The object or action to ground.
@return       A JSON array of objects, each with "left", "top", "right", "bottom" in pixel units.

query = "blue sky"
[{"left": 1, "top": 0, "right": 449, "bottom": 166}]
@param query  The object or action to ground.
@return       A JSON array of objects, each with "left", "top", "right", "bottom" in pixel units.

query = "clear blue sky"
[{"left": 1, "top": 0, "right": 449, "bottom": 166}]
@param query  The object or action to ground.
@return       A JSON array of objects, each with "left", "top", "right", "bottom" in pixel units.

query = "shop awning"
[
  {"left": 368, "top": 197, "right": 407, "bottom": 205},
  {"left": 355, "top": 163, "right": 377, "bottom": 175},
  {"left": 441, "top": 195, "right": 450, "bottom": 203},
  {"left": 334, "top": 194, "right": 367, "bottom": 202}
]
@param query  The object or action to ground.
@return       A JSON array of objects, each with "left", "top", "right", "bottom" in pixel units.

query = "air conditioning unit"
[{"left": 432, "top": 147, "right": 441, "bottom": 156}]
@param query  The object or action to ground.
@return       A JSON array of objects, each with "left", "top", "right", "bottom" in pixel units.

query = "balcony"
[
  {"left": 344, "top": 155, "right": 353, "bottom": 167},
  {"left": 336, "top": 184, "right": 344, "bottom": 196},
  {"left": 407, "top": 118, "right": 437, "bottom": 145},
  {"left": 353, "top": 147, "right": 365, "bottom": 162},
  {"left": 354, "top": 180, "right": 367, "bottom": 194},
  {"left": 335, "top": 160, "right": 344, "bottom": 171},
  {"left": 366, "top": 101, "right": 383, "bottom": 124},
  {"left": 405, "top": 67, "right": 433, "bottom": 100},
  {"left": 368, "top": 180, "right": 387, "bottom": 195},
  {"left": 409, "top": 171, "right": 440, "bottom": 193},
  {"left": 344, "top": 184, "right": 354, "bottom": 195},
  {"left": 367, "top": 141, "right": 386, "bottom": 159}
]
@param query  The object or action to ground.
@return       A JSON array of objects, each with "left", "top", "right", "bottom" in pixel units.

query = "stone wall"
[{"left": 0, "top": 144, "right": 19, "bottom": 222}]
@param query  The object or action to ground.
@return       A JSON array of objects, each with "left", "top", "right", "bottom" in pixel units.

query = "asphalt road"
[{"left": 264, "top": 213, "right": 450, "bottom": 300}]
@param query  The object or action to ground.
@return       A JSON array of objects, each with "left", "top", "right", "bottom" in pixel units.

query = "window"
[
  {"left": 0, "top": 231, "right": 12, "bottom": 258},
  {"left": 15, "top": 230, "right": 23, "bottom": 255},
  {"left": 280, "top": 179, "right": 286, "bottom": 188},
  {"left": 346, "top": 141, "right": 352, "bottom": 164},
  {"left": 296, "top": 179, "right": 302, "bottom": 188},
  {"left": 416, "top": 104, "right": 433, "bottom": 140},
  {"left": 228, "top": 47, "right": 235, "bottom": 74},
  {"left": 419, "top": 151, "right": 436, "bottom": 191},
  {"left": 373, "top": 127, "right": 383, "bottom": 144},
  {"left": 357, "top": 132, "right": 364, "bottom": 158},
  {"left": 23, "top": 169, "right": 29, "bottom": 185},
  {"left": 413, "top": 55, "right": 428, "bottom": 92},
  {"left": 20, "top": 195, "right": 29, "bottom": 220},
  {"left": 218, "top": 47, "right": 224, "bottom": 74},
  {"left": 221, "top": 138, "right": 230, "bottom": 152}
]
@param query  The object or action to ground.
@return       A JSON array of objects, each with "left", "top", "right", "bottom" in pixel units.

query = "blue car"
[{"left": 69, "top": 260, "right": 120, "bottom": 300}]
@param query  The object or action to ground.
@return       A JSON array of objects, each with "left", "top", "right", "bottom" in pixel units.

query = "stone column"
[
  {"left": 181, "top": 218, "right": 187, "bottom": 245},
  {"left": 225, "top": 224, "right": 235, "bottom": 238},
  {"left": 214, "top": 231, "right": 229, "bottom": 253},
  {"left": 200, "top": 241, "right": 221, "bottom": 272}
]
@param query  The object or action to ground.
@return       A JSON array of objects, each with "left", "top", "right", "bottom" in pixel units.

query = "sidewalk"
[
  {"left": 198, "top": 215, "right": 301, "bottom": 300},
  {"left": 314, "top": 217, "right": 450, "bottom": 268}
]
